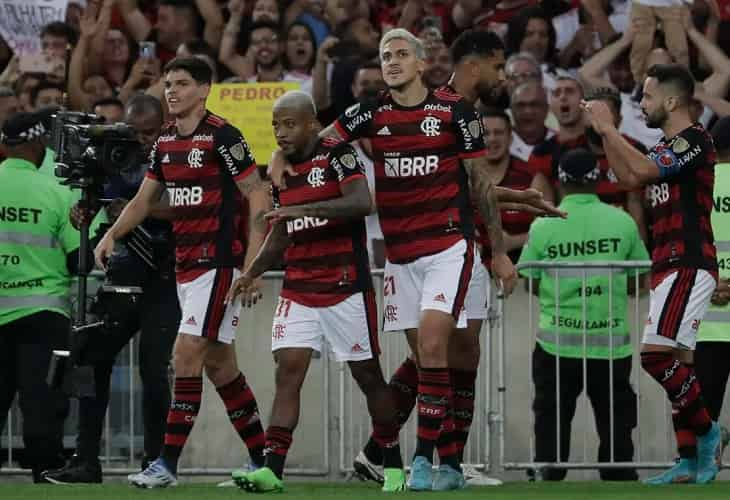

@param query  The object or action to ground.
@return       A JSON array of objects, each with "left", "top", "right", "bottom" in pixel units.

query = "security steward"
[
  {"left": 42, "top": 95, "right": 180, "bottom": 484},
  {"left": 0, "top": 111, "right": 79, "bottom": 481},
  {"left": 695, "top": 116, "right": 730, "bottom": 449},
  {"left": 518, "top": 149, "right": 649, "bottom": 481}
]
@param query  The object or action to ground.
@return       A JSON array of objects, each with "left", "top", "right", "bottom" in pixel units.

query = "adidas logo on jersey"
[
  {"left": 433, "top": 293, "right": 447, "bottom": 303},
  {"left": 162, "top": 154, "right": 171, "bottom": 163},
  {"left": 377, "top": 126, "right": 391, "bottom": 136},
  {"left": 185, "top": 316, "right": 197, "bottom": 326}
]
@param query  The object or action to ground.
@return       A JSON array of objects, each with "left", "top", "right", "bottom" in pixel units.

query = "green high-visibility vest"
[
  {"left": 0, "top": 157, "right": 80, "bottom": 325},
  {"left": 518, "top": 194, "right": 650, "bottom": 359},
  {"left": 698, "top": 162, "right": 730, "bottom": 342}
]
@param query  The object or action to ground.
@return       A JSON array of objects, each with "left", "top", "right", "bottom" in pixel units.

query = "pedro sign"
[{"left": 207, "top": 82, "right": 301, "bottom": 165}]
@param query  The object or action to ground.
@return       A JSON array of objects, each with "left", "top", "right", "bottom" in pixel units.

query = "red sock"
[
  {"left": 216, "top": 373, "right": 266, "bottom": 466},
  {"left": 390, "top": 357, "right": 419, "bottom": 426},
  {"left": 641, "top": 352, "right": 712, "bottom": 448},
  {"left": 264, "top": 426, "right": 293, "bottom": 479},
  {"left": 161, "top": 377, "right": 202, "bottom": 472},
  {"left": 415, "top": 367, "right": 455, "bottom": 467},
  {"left": 451, "top": 369, "right": 477, "bottom": 461}
]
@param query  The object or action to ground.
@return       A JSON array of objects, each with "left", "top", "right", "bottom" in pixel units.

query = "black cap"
[
  {"left": 0, "top": 110, "right": 48, "bottom": 146},
  {"left": 712, "top": 116, "right": 730, "bottom": 152},
  {"left": 558, "top": 148, "right": 600, "bottom": 185}
]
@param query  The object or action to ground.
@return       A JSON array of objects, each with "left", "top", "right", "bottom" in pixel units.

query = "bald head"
[
  {"left": 273, "top": 90, "right": 317, "bottom": 118},
  {"left": 272, "top": 90, "right": 320, "bottom": 159}
]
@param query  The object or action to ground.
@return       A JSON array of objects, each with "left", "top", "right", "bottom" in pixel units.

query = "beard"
[{"left": 645, "top": 108, "right": 667, "bottom": 129}]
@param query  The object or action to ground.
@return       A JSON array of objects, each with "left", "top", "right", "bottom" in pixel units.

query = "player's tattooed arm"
[
  {"left": 462, "top": 156, "right": 506, "bottom": 254},
  {"left": 265, "top": 178, "right": 372, "bottom": 223},
  {"left": 236, "top": 174, "right": 272, "bottom": 273}
]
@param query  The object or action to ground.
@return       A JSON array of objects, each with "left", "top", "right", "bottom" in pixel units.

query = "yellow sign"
[{"left": 206, "top": 82, "right": 301, "bottom": 165}]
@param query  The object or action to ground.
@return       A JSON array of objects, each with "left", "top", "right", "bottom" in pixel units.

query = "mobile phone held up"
[{"left": 139, "top": 41, "right": 156, "bottom": 59}]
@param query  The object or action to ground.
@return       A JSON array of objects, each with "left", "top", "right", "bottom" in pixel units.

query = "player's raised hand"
[{"left": 268, "top": 149, "right": 298, "bottom": 189}]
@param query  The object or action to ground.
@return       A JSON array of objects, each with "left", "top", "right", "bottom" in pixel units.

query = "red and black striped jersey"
[
  {"left": 146, "top": 111, "right": 258, "bottom": 283},
  {"left": 273, "top": 138, "right": 373, "bottom": 307},
  {"left": 333, "top": 87, "right": 486, "bottom": 264},
  {"left": 528, "top": 133, "right": 646, "bottom": 209},
  {"left": 475, "top": 155, "right": 536, "bottom": 268},
  {"left": 644, "top": 123, "right": 718, "bottom": 284}
]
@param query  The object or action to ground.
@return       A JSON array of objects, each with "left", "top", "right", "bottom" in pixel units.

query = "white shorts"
[
  {"left": 642, "top": 269, "right": 715, "bottom": 350},
  {"left": 382, "top": 239, "right": 473, "bottom": 332},
  {"left": 271, "top": 291, "right": 379, "bottom": 362},
  {"left": 177, "top": 268, "right": 241, "bottom": 344},
  {"left": 465, "top": 245, "right": 490, "bottom": 321}
]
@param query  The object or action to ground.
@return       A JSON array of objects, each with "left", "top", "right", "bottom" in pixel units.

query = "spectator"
[
  {"left": 580, "top": 14, "right": 730, "bottom": 149},
  {"left": 629, "top": 0, "right": 688, "bottom": 87},
  {"left": 177, "top": 39, "right": 221, "bottom": 82},
  {"left": 423, "top": 41, "right": 454, "bottom": 89},
  {"left": 286, "top": 0, "right": 348, "bottom": 46},
  {"left": 119, "top": 0, "right": 224, "bottom": 65},
  {"left": 252, "top": 0, "right": 282, "bottom": 24},
  {"left": 480, "top": 108, "right": 548, "bottom": 262},
  {"left": 0, "top": 87, "right": 20, "bottom": 161},
  {"left": 509, "top": 80, "right": 554, "bottom": 161},
  {"left": 505, "top": 6, "right": 558, "bottom": 90},
  {"left": 452, "top": 0, "right": 536, "bottom": 39},
  {"left": 12, "top": 73, "right": 43, "bottom": 112},
  {"left": 40, "top": 21, "right": 79, "bottom": 59},
  {"left": 518, "top": 148, "right": 647, "bottom": 482},
  {"left": 283, "top": 21, "right": 317, "bottom": 79},
  {"left": 30, "top": 80, "right": 64, "bottom": 111},
  {"left": 101, "top": 30, "right": 136, "bottom": 88},
  {"left": 83, "top": 76, "right": 114, "bottom": 104},
  {"left": 0, "top": 86, "right": 19, "bottom": 130},
  {"left": 397, "top": 0, "right": 456, "bottom": 43},
  {"left": 93, "top": 97, "right": 125, "bottom": 123}
]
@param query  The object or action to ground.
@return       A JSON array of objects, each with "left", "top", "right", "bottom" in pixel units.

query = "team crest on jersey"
[
  {"left": 340, "top": 153, "right": 357, "bottom": 170},
  {"left": 229, "top": 142, "right": 247, "bottom": 161},
  {"left": 468, "top": 120, "right": 481, "bottom": 139},
  {"left": 188, "top": 148, "right": 204, "bottom": 168},
  {"left": 672, "top": 137, "right": 690, "bottom": 154},
  {"left": 307, "top": 167, "right": 326, "bottom": 188},
  {"left": 345, "top": 103, "right": 360, "bottom": 118},
  {"left": 421, "top": 116, "right": 441, "bottom": 137}
]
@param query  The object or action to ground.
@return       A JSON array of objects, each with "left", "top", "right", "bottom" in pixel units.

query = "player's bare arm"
[
  {"left": 236, "top": 174, "right": 272, "bottom": 302},
  {"left": 495, "top": 186, "right": 567, "bottom": 218},
  {"left": 94, "top": 177, "right": 163, "bottom": 269},
  {"left": 463, "top": 156, "right": 518, "bottom": 295},
  {"left": 227, "top": 222, "right": 291, "bottom": 307},
  {"left": 265, "top": 177, "right": 372, "bottom": 224}
]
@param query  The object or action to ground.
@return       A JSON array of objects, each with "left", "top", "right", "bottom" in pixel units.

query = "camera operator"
[
  {"left": 0, "top": 111, "right": 83, "bottom": 482},
  {"left": 42, "top": 94, "right": 180, "bottom": 484}
]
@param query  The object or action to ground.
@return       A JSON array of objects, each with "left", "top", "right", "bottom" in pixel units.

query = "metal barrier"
[
  {"left": 4, "top": 262, "right": 727, "bottom": 478},
  {"left": 499, "top": 260, "right": 728, "bottom": 475}
]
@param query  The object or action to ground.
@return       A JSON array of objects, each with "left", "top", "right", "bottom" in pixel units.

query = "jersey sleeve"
[
  {"left": 452, "top": 99, "right": 487, "bottom": 159},
  {"left": 649, "top": 125, "right": 713, "bottom": 180},
  {"left": 214, "top": 124, "right": 258, "bottom": 181},
  {"left": 145, "top": 140, "right": 164, "bottom": 182},
  {"left": 329, "top": 143, "right": 366, "bottom": 187},
  {"left": 333, "top": 99, "right": 377, "bottom": 141}
]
